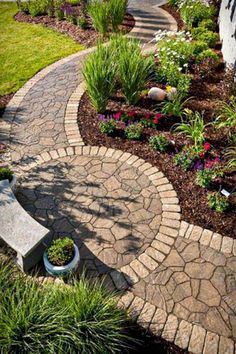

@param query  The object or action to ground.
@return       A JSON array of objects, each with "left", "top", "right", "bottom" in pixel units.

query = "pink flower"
[
  {"left": 203, "top": 142, "right": 211, "bottom": 151},
  {"left": 127, "top": 111, "right": 136, "bottom": 117},
  {"left": 114, "top": 112, "right": 122, "bottom": 120}
]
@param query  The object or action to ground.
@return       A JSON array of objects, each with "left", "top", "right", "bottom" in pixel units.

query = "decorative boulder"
[
  {"left": 166, "top": 87, "right": 177, "bottom": 100},
  {"left": 148, "top": 87, "right": 166, "bottom": 101}
]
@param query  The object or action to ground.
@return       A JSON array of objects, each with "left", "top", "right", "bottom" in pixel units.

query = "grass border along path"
[{"left": 0, "top": 2, "right": 84, "bottom": 98}]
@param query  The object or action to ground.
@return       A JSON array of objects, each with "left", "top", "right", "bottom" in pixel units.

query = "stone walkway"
[{"left": 1, "top": 2, "right": 236, "bottom": 354}]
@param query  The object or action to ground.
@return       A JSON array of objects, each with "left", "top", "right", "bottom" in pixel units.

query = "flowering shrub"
[
  {"left": 179, "top": 0, "right": 216, "bottom": 29},
  {"left": 149, "top": 134, "right": 169, "bottom": 152},
  {"left": 207, "top": 192, "right": 229, "bottom": 213},
  {"left": 125, "top": 123, "right": 143, "bottom": 140}
]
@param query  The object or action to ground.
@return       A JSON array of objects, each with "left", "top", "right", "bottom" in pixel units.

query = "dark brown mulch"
[
  {"left": 15, "top": 8, "right": 135, "bottom": 48},
  {"left": 77, "top": 63, "right": 236, "bottom": 239},
  {"left": 127, "top": 324, "right": 188, "bottom": 354}
]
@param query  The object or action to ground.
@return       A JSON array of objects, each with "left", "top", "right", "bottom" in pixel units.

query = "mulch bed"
[
  {"left": 0, "top": 94, "right": 13, "bottom": 118},
  {"left": 15, "top": 7, "right": 135, "bottom": 48},
  {"left": 160, "top": 4, "right": 184, "bottom": 30},
  {"left": 77, "top": 63, "right": 236, "bottom": 239}
]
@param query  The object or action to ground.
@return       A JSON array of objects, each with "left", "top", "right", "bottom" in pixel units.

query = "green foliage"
[
  {"left": 108, "top": 0, "right": 127, "bottom": 32},
  {"left": 191, "top": 28, "right": 218, "bottom": 48},
  {"left": 215, "top": 98, "right": 236, "bottom": 138},
  {"left": 83, "top": 42, "right": 116, "bottom": 112},
  {"left": 27, "top": 0, "right": 47, "bottom": 16},
  {"left": 207, "top": 192, "right": 229, "bottom": 213},
  {"left": 198, "top": 19, "right": 217, "bottom": 31},
  {"left": 156, "top": 62, "right": 183, "bottom": 87},
  {"left": 78, "top": 15, "right": 87, "bottom": 29},
  {"left": 0, "top": 259, "right": 129, "bottom": 353},
  {"left": 174, "top": 111, "right": 207, "bottom": 147},
  {"left": 180, "top": 0, "right": 216, "bottom": 29},
  {"left": 167, "top": 0, "right": 181, "bottom": 6},
  {"left": 149, "top": 134, "right": 169, "bottom": 152},
  {"left": 192, "top": 41, "right": 208, "bottom": 55},
  {"left": 0, "top": 167, "right": 13, "bottom": 182},
  {"left": 88, "top": 0, "right": 110, "bottom": 36},
  {"left": 16, "top": 0, "right": 30, "bottom": 13},
  {"left": 99, "top": 118, "right": 117, "bottom": 135},
  {"left": 196, "top": 49, "right": 220, "bottom": 65},
  {"left": 67, "top": 0, "right": 80, "bottom": 5},
  {"left": 225, "top": 145, "right": 236, "bottom": 171},
  {"left": 196, "top": 167, "right": 223, "bottom": 188},
  {"left": 114, "top": 36, "right": 153, "bottom": 104},
  {"left": 47, "top": 237, "right": 74, "bottom": 266},
  {"left": 176, "top": 74, "right": 192, "bottom": 97},
  {"left": 174, "top": 148, "right": 195, "bottom": 171},
  {"left": 161, "top": 93, "right": 189, "bottom": 118},
  {"left": 125, "top": 123, "right": 143, "bottom": 140}
]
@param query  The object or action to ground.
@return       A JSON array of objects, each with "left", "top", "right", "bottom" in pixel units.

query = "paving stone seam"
[{"left": 117, "top": 293, "right": 236, "bottom": 354}]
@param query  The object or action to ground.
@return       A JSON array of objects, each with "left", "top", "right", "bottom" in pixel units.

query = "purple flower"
[
  {"left": 98, "top": 114, "right": 106, "bottom": 121},
  {"left": 193, "top": 160, "right": 204, "bottom": 171}
]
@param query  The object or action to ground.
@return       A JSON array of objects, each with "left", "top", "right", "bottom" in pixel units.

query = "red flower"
[
  {"left": 127, "top": 111, "right": 136, "bottom": 117},
  {"left": 155, "top": 113, "right": 162, "bottom": 120},
  {"left": 114, "top": 112, "right": 122, "bottom": 120},
  {"left": 199, "top": 152, "right": 205, "bottom": 159},
  {"left": 203, "top": 142, "right": 211, "bottom": 151},
  {"left": 153, "top": 118, "right": 159, "bottom": 124}
]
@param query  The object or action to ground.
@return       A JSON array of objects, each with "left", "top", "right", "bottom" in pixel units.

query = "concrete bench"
[{"left": 0, "top": 179, "right": 50, "bottom": 271}]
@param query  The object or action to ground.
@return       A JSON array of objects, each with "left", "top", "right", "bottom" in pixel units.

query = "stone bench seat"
[{"left": 0, "top": 179, "right": 50, "bottom": 271}]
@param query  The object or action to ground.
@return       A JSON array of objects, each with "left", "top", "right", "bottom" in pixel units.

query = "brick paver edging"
[{"left": 117, "top": 293, "right": 236, "bottom": 354}]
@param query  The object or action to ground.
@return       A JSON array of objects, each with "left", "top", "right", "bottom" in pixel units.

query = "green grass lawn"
[{"left": 0, "top": 2, "right": 84, "bottom": 97}]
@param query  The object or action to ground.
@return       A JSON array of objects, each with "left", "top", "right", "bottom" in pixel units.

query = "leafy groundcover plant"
[
  {"left": 47, "top": 237, "right": 74, "bottom": 266},
  {"left": 0, "top": 258, "right": 130, "bottom": 354}
]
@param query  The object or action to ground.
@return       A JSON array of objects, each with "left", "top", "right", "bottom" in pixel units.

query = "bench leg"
[{"left": 16, "top": 241, "right": 48, "bottom": 272}]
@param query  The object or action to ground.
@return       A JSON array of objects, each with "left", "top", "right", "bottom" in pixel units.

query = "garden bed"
[
  {"left": 15, "top": 8, "right": 135, "bottom": 48},
  {"left": 77, "top": 72, "right": 236, "bottom": 239}
]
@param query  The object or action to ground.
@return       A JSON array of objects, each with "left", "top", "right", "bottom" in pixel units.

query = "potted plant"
[
  {"left": 0, "top": 167, "right": 17, "bottom": 192},
  {"left": 43, "top": 237, "right": 80, "bottom": 277}
]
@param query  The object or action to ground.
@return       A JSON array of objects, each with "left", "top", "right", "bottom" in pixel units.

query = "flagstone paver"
[{"left": 0, "top": 2, "right": 235, "bottom": 353}]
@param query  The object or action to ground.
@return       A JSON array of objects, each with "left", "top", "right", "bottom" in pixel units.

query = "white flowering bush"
[{"left": 179, "top": 0, "right": 216, "bottom": 29}]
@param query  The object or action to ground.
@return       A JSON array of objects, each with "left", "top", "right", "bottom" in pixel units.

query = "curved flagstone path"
[{"left": 0, "top": 2, "right": 236, "bottom": 354}]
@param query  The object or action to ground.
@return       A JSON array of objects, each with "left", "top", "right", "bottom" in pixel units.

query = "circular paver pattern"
[{"left": 17, "top": 153, "right": 162, "bottom": 275}]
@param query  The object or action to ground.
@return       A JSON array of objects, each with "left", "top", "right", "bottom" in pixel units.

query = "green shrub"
[
  {"left": 99, "top": 118, "right": 117, "bottom": 135},
  {"left": 108, "top": 0, "right": 127, "bottom": 32},
  {"left": 191, "top": 28, "right": 218, "bottom": 48},
  {"left": 54, "top": 0, "right": 64, "bottom": 19},
  {"left": 207, "top": 192, "right": 229, "bottom": 212},
  {"left": 88, "top": 0, "right": 110, "bottom": 36},
  {"left": 199, "top": 19, "right": 217, "bottom": 31},
  {"left": 114, "top": 36, "right": 153, "bottom": 104},
  {"left": 180, "top": 0, "right": 216, "bottom": 29},
  {"left": 176, "top": 74, "right": 192, "bottom": 97},
  {"left": 78, "top": 16, "right": 87, "bottom": 29},
  {"left": 27, "top": 0, "right": 49, "bottom": 16},
  {"left": 125, "top": 123, "right": 143, "bottom": 140},
  {"left": 83, "top": 42, "right": 116, "bottom": 112},
  {"left": 0, "top": 259, "right": 129, "bottom": 353},
  {"left": 196, "top": 49, "right": 220, "bottom": 65},
  {"left": 16, "top": 0, "right": 30, "bottom": 13},
  {"left": 149, "top": 134, "right": 169, "bottom": 152},
  {"left": 192, "top": 41, "right": 208, "bottom": 55},
  {"left": 0, "top": 167, "right": 13, "bottom": 182},
  {"left": 47, "top": 237, "right": 74, "bottom": 266}
]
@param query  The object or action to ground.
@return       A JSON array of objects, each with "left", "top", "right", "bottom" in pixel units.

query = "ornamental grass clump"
[
  {"left": 88, "top": 0, "right": 110, "bottom": 36},
  {"left": 83, "top": 42, "right": 116, "bottom": 112},
  {"left": 47, "top": 237, "right": 74, "bottom": 266},
  {"left": 108, "top": 0, "right": 127, "bottom": 32},
  {"left": 0, "top": 258, "right": 130, "bottom": 353},
  {"left": 114, "top": 36, "right": 153, "bottom": 104}
]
